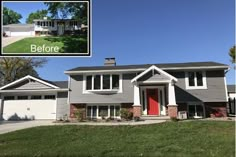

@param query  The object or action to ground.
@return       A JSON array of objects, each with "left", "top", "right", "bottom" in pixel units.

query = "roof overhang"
[
  {"left": 0, "top": 75, "right": 59, "bottom": 90},
  {"left": 64, "top": 66, "right": 229, "bottom": 75},
  {"left": 131, "top": 65, "right": 178, "bottom": 83}
]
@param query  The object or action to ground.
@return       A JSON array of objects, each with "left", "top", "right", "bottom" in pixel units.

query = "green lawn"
[
  {"left": 3, "top": 35, "right": 87, "bottom": 54},
  {"left": 0, "top": 121, "right": 234, "bottom": 157}
]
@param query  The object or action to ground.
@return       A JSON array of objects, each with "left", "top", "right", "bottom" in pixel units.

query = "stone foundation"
[
  {"left": 133, "top": 105, "right": 141, "bottom": 117},
  {"left": 167, "top": 105, "right": 178, "bottom": 118}
]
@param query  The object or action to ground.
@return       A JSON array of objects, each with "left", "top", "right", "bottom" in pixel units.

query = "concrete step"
[{"left": 141, "top": 116, "right": 170, "bottom": 120}]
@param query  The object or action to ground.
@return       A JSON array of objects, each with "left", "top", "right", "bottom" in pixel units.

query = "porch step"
[{"left": 141, "top": 116, "right": 170, "bottom": 120}]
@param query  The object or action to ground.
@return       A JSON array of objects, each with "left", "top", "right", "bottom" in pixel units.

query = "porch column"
[
  {"left": 133, "top": 82, "right": 141, "bottom": 117},
  {"left": 167, "top": 81, "right": 178, "bottom": 118}
]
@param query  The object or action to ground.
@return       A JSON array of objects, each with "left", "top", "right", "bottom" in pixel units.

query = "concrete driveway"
[
  {"left": 0, "top": 120, "right": 54, "bottom": 134},
  {"left": 2, "top": 36, "right": 28, "bottom": 47}
]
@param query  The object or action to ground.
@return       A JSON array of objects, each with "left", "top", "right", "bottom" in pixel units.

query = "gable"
[
  {"left": 0, "top": 75, "right": 59, "bottom": 90},
  {"left": 138, "top": 71, "right": 170, "bottom": 82},
  {"left": 4, "top": 79, "right": 53, "bottom": 90}
]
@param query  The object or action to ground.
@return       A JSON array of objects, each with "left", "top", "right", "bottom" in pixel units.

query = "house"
[
  {"left": 0, "top": 58, "right": 229, "bottom": 120},
  {"left": 3, "top": 18, "right": 87, "bottom": 37},
  {"left": 227, "top": 85, "right": 235, "bottom": 115},
  {"left": 66, "top": 58, "right": 229, "bottom": 119}
]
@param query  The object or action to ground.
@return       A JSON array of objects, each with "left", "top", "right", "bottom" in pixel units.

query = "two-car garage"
[
  {"left": 0, "top": 75, "right": 69, "bottom": 121},
  {"left": 2, "top": 95, "right": 57, "bottom": 120}
]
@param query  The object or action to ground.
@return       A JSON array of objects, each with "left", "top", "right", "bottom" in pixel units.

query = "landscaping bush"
[
  {"left": 74, "top": 109, "right": 85, "bottom": 122},
  {"left": 120, "top": 108, "right": 133, "bottom": 120}
]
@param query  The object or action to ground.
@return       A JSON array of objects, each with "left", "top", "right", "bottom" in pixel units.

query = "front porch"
[{"left": 131, "top": 65, "right": 178, "bottom": 118}]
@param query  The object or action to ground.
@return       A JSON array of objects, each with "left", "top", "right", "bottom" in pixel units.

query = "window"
[
  {"left": 52, "top": 21, "right": 54, "bottom": 27},
  {"left": 188, "top": 104, "right": 204, "bottom": 118},
  {"left": 37, "top": 21, "right": 40, "bottom": 26},
  {"left": 87, "top": 106, "right": 97, "bottom": 118},
  {"left": 103, "top": 75, "right": 110, "bottom": 89},
  {"left": 31, "top": 95, "right": 42, "bottom": 99},
  {"left": 112, "top": 75, "right": 119, "bottom": 89},
  {"left": 86, "top": 75, "right": 92, "bottom": 90},
  {"left": 85, "top": 74, "right": 121, "bottom": 91},
  {"left": 49, "top": 21, "right": 51, "bottom": 26},
  {"left": 87, "top": 105, "right": 120, "bottom": 118},
  {"left": 44, "top": 95, "right": 55, "bottom": 99},
  {"left": 186, "top": 71, "right": 206, "bottom": 89},
  {"left": 4, "top": 96, "right": 15, "bottom": 100},
  {"left": 17, "top": 96, "right": 28, "bottom": 100},
  {"left": 94, "top": 75, "right": 101, "bottom": 90}
]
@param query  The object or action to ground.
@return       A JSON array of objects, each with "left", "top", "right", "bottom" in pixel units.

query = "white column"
[
  {"left": 133, "top": 83, "right": 141, "bottom": 106},
  {"left": 168, "top": 81, "right": 177, "bottom": 105}
]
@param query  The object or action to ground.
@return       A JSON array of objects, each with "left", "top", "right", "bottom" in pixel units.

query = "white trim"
[
  {"left": 131, "top": 65, "right": 178, "bottom": 83},
  {"left": 185, "top": 71, "right": 207, "bottom": 90},
  {"left": 67, "top": 76, "right": 71, "bottom": 104},
  {"left": 64, "top": 66, "right": 229, "bottom": 74},
  {"left": 0, "top": 75, "right": 59, "bottom": 90},
  {"left": 224, "top": 76, "right": 228, "bottom": 101},
  {"left": 83, "top": 74, "right": 122, "bottom": 94},
  {"left": 0, "top": 88, "right": 68, "bottom": 93}
]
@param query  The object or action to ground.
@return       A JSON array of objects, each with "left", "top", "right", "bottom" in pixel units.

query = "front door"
[
  {"left": 146, "top": 89, "right": 159, "bottom": 115},
  {"left": 57, "top": 22, "right": 64, "bottom": 35}
]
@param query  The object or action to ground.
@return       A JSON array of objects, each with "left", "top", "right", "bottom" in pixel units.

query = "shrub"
[
  {"left": 170, "top": 117, "right": 179, "bottom": 122},
  {"left": 120, "top": 109, "right": 133, "bottom": 120},
  {"left": 74, "top": 109, "right": 85, "bottom": 122}
]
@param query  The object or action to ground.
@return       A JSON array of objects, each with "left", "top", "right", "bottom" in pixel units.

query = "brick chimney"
[{"left": 104, "top": 58, "right": 116, "bottom": 66}]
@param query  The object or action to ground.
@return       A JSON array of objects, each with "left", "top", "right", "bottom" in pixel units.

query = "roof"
[
  {"left": 3, "top": 24, "right": 34, "bottom": 27},
  {"left": 52, "top": 81, "right": 68, "bottom": 88},
  {"left": 227, "top": 85, "right": 235, "bottom": 93},
  {"left": 66, "top": 61, "right": 229, "bottom": 73}
]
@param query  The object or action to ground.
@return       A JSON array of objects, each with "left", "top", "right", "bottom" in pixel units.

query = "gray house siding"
[
  {"left": 5, "top": 80, "right": 52, "bottom": 90},
  {"left": 69, "top": 69, "right": 227, "bottom": 104},
  {"left": 169, "top": 70, "right": 227, "bottom": 103},
  {"left": 0, "top": 94, "right": 2, "bottom": 120},
  {"left": 69, "top": 73, "right": 135, "bottom": 104},
  {"left": 56, "top": 92, "right": 69, "bottom": 119}
]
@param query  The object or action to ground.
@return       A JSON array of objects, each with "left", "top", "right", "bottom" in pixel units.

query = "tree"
[
  {"left": 44, "top": 2, "right": 87, "bottom": 24},
  {"left": 26, "top": 10, "right": 50, "bottom": 24},
  {"left": 3, "top": 7, "right": 22, "bottom": 25},
  {"left": 229, "top": 46, "right": 235, "bottom": 63},
  {"left": 0, "top": 58, "right": 47, "bottom": 86}
]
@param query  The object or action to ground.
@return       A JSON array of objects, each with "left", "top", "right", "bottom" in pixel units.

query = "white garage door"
[
  {"left": 3, "top": 99, "right": 56, "bottom": 120},
  {"left": 10, "top": 32, "right": 32, "bottom": 36}
]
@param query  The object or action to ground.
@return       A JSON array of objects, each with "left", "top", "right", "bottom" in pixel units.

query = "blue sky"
[{"left": 3, "top": 0, "right": 235, "bottom": 84}]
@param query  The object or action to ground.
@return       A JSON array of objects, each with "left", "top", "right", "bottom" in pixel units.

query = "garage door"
[
  {"left": 3, "top": 99, "right": 56, "bottom": 120},
  {"left": 10, "top": 32, "right": 32, "bottom": 36}
]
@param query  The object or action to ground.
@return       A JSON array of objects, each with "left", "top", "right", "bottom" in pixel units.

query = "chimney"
[{"left": 104, "top": 58, "right": 116, "bottom": 66}]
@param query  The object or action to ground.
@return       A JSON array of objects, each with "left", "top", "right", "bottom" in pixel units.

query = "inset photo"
[{"left": 1, "top": 1, "right": 91, "bottom": 56}]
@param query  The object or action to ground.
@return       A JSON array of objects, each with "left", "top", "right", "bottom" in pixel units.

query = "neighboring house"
[
  {"left": 0, "top": 75, "right": 68, "bottom": 120},
  {"left": 3, "top": 24, "right": 35, "bottom": 37},
  {"left": 3, "top": 18, "right": 87, "bottom": 37},
  {"left": 0, "top": 58, "right": 229, "bottom": 120},
  {"left": 227, "top": 85, "right": 235, "bottom": 115},
  {"left": 65, "top": 58, "right": 229, "bottom": 119}
]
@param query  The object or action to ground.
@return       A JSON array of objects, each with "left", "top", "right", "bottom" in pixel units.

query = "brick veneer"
[
  {"left": 70, "top": 104, "right": 86, "bottom": 118},
  {"left": 133, "top": 105, "right": 141, "bottom": 117},
  {"left": 167, "top": 105, "right": 178, "bottom": 118}
]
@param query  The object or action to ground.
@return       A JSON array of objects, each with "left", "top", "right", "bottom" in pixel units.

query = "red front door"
[{"left": 147, "top": 89, "right": 159, "bottom": 115}]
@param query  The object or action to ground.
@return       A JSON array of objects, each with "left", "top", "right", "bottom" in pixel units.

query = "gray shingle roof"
[
  {"left": 66, "top": 61, "right": 228, "bottom": 72},
  {"left": 227, "top": 85, "right": 235, "bottom": 93},
  {"left": 53, "top": 81, "right": 68, "bottom": 88}
]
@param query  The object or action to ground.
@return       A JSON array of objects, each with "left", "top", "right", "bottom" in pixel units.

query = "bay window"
[
  {"left": 86, "top": 105, "right": 121, "bottom": 119},
  {"left": 85, "top": 74, "right": 120, "bottom": 91}
]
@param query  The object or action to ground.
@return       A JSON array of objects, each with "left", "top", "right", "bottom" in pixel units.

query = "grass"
[
  {"left": 3, "top": 35, "right": 87, "bottom": 54},
  {"left": 0, "top": 121, "right": 234, "bottom": 157}
]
